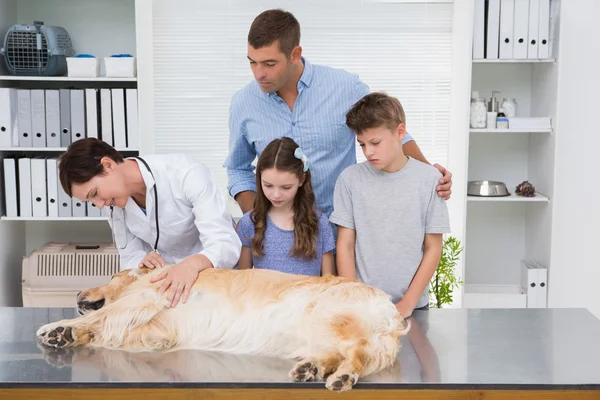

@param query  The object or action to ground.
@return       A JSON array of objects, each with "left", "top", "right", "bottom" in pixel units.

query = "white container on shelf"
[
  {"left": 66, "top": 57, "right": 99, "bottom": 77},
  {"left": 104, "top": 56, "right": 136, "bottom": 77},
  {"left": 462, "top": 284, "right": 526, "bottom": 308}
]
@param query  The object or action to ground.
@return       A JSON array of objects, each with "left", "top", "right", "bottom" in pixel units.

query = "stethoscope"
[{"left": 110, "top": 156, "right": 160, "bottom": 254}]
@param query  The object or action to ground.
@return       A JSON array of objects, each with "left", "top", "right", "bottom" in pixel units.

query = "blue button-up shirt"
[{"left": 224, "top": 58, "right": 414, "bottom": 217}]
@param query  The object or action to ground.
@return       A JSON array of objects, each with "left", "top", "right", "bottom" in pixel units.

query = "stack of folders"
[
  {"left": 0, "top": 87, "right": 138, "bottom": 149},
  {"left": 3, "top": 157, "right": 106, "bottom": 218},
  {"left": 520, "top": 259, "right": 548, "bottom": 308},
  {"left": 473, "top": 0, "right": 553, "bottom": 60}
]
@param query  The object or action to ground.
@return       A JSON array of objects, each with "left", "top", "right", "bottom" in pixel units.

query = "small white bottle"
[{"left": 496, "top": 108, "right": 509, "bottom": 129}]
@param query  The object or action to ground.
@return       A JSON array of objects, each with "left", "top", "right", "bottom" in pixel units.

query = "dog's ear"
[{"left": 138, "top": 266, "right": 153, "bottom": 275}]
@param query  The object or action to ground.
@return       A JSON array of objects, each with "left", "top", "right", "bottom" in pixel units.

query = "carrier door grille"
[{"left": 36, "top": 254, "right": 120, "bottom": 277}]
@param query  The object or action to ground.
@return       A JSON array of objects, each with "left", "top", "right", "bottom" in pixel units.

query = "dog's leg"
[
  {"left": 288, "top": 352, "right": 343, "bottom": 382},
  {"left": 325, "top": 339, "right": 370, "bottom": 392},
  {"left": 37, "top": 290, "right": 167, "bottom": 349}
]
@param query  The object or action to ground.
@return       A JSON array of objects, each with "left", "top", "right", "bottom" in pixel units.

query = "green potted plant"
[{"left": 429, "top": 236, "right": 464, "bottom": 308}]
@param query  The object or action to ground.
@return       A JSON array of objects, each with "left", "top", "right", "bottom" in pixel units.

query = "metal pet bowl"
[{"left": 467, "top": 180, "right": 510, "bottom": 197}]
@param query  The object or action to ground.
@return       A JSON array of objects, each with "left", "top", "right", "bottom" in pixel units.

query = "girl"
[{"left": 236, "top": 137, "right": 335, "bottom": 276}]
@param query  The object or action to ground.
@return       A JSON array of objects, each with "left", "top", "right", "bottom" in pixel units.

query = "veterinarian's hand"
[
  {"left": 395, "top": 299, "right": 415, "bottom": 319},
  {"left": 139, "top": 251, "right": 165, "bottom": 269},
  {"left": 433, "top": 164, "right": 452, "bottom": 200},
  {"left": 151, "top": 258, "right": 204, "bottom": 308}
]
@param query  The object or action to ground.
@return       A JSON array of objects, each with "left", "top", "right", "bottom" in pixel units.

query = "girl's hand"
[{"left": 139, "top": 251, "right": 165, "bottom": 269}]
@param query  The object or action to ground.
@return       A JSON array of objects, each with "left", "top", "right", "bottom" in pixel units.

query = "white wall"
[{"left": 549, "top": 0, "right": 600, "bottom": 318}]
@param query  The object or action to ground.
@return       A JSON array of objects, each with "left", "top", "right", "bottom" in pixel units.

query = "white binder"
[
  {"left": 46, "top": 158, "right": 59, "bottom": 218},
  {"left": 18, "top": 158, "right": 33, "bottom": 217},
  {"left": 87, "top": 202, "right": 102, "bottom": 217},
  {"left": 45, "top": 90, "right": 61, "bottom": 147},
  {"left": 31, "top": 158, "right": 48, "bottom": 217},
  {"left": 3, "top": 158, "right": 18, "bottom": 217},
  {"left": 126, "top": 89, "right": 139, "bottom": 149},
  {"left": 57, "top": 165, "right": 72, "bottom": 217},
  {"left": 59, "top": 89, "right": 71, "bottom": 147},
  {"left": 537, "top": 0, "right": 550, "bottom": 58},
  {"left": 100, "top": 88, "right": 113, "bottom": 146},
  {"left": 72, "top": 198, "right": 86, "bottom": 217},
  {"left": 0, "top": 88, "right": 18, "bottom": 147},
  {"left": 499, "top": 0, "right": 515, "bottom": 59},
  {"left": 30, "top": 90, "right": 47, "bottom": 148},
  {"left": 17, "top": 89, "right": 33, "bottom": 147},
  {"left": 111, "top": 89, "right": 127, "bottom": 149},
  {"left": 527, "top": 0, "right": 540, "bottom": 58},
  {"left": 513, "top": 0, "right": 530, "bottom": 59},
  {"left": 473, "top": 0, "right": 485, "bottom": 59},
  {"left": 85, "top": 89, "right": 99, "bottom": 139},
  {"left": 70, "top": 89, "right": 86, "bottom": 143},
  {"left": 486, "top": 0, "right": 501, "bottom": 59}
]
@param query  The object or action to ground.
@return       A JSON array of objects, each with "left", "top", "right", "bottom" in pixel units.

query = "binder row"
[
  {"left": 3, "top": 157, "right": 105, "bottom": 218},
  {"left": 0, "top": 88, "right": 138, "bottom": 149},
  {"left": 473, "top": 0, "right": 552, "bottom": 60},
  {"left": 520, "top": 259, "right": 548, "bottom": 308}
]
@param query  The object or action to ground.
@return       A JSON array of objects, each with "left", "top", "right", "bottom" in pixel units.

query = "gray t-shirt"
[{"left": 329, "top": 157, "right": 451, "bottom": 308}]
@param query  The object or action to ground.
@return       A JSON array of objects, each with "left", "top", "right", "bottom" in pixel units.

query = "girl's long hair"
[{"left": 251, "top": 137, "right": 318, "bottom": 259}]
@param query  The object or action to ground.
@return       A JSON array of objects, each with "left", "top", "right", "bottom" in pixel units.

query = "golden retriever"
[{"left": 37, "top": 266, "right": 410, "bottom": 391}]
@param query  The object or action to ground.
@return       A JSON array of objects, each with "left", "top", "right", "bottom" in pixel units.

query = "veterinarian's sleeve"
[
  {"left": 329, "top": 174, "right": 355, "bottom": 230},
  {"left": 425, "top": 171, "right": 451, "bottom": 234},
  {"left": 223, "top": 97, "right": 257, "bottom": 199},
  {"left": 182, "top": 161, "right": 242, "bottom": 269},
  {"left": 107, "top": 210, "right": 150, "bottom": 270}
]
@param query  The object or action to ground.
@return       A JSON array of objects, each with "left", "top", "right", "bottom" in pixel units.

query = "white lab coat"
[{"left": 108, "top": 154, "right": 242, "bottom": 270}]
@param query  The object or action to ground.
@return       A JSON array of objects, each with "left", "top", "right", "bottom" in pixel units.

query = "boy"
[{"left": 329, "top": 92, "right": 451, "bottom": 318}]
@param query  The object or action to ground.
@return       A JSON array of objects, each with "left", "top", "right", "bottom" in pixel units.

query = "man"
[{"left": 225, "top": 9, "right": 452, "bottom": 216}]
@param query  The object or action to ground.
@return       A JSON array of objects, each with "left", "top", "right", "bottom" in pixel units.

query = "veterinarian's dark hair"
[
  {"left": 58, "top": 137, "right": 125, "bottom": 197},
  {"left": 346, "top": 92, "right": 407, "bottom": 135},
  {"left": 248, "top": 9, "right": 301, "bottom": 58},
  {"left": 251, "top": 137, "right": 318, "bottom": 260}
]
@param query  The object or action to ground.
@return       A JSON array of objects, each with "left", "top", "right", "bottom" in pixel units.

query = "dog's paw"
[
  {"left": 37, "top": 325, "right": 76, "bottom": 348},
  {"left": 289, "top": 360, "right": 320, "bottom": 382},
  {"left": 325, "top": 372, "right": 358, "bottom": 392}
]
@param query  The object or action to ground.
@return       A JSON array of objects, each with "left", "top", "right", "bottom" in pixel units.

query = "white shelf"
[
  {"left": 470, "top": 128, "right": 552, "bottom": 134},
  {"left": 467, "top": 192, "right": 549, "bottom": 203},
  {"left": 472, "top": 59, "right": 556, "bottom": 64},
  {"left": 0, "top": 216, "right": 108, "bottom": 221},
  {"left": 0, "top": 147, "right": 138, "bottom": 152},
  {"left": 0, "top": 75, "right": 136, "bottom": 82}
]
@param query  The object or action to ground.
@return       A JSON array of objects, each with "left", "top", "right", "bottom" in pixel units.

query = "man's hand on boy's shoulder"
[{"left": 433, "top": 164, "right": 452, "bottom": 200}]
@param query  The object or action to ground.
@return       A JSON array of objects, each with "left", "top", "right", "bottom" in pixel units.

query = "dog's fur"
[{"left": 37, "top": 266, "right": 410, "bottom": 391}]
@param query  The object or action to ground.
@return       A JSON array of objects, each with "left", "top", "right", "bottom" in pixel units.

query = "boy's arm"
[
  {"left": 336, "top": 227, "right": 357, "bottom": 280},
  {"left": 321, "top": 252, "right": 335, "bottom": 276},
  {"left": 396, "top": 233, "right": 443, "bottom": 318}
]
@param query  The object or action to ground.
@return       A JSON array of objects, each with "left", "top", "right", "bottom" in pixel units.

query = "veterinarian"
[
  {"left": 225, "top": 8, "right": 453, "bottom": 218},
  {"left": 58, "top": 137, "right": 242, "bottom": 308}
]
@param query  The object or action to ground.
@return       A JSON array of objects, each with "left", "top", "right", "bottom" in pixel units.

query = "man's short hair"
[
  {"left": 248, "top": 9, "right": 301, "bottom": 58},
  {"left": 346, "top": 92, "right": 407, "bottom": 135}
]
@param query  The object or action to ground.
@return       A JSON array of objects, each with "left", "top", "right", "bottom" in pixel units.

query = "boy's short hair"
[
  {"left": 346, "top": 92, "right": 406, "bottom": 135},
  {"left": 248, "top": 9, "right": 300, "bottom": 58},
  {"left": 58, "top": 138, "right": 124, "bottom": 197}
]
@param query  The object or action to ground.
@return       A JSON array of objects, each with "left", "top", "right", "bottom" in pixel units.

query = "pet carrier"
[
  {"left": 22, "top": 242, "right": 120, "bottom": 307},
  {"left": 0, "top": 20, "right": 75, "bottom": 76}
]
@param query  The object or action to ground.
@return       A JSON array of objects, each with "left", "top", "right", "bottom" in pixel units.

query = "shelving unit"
[
  {"left": 462, "top": 0, "right": 561, "bottom": 309},
  {"left": 0, "top": 0, "right": 137, "bottom": 306},
  {"left": 469, "top": 128, "right": 552, "bottom": 134}
]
